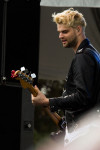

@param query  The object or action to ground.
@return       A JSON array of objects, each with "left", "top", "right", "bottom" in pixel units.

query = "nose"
[{"left": 59, "top": 32, "right": 63, "bottom": 39}]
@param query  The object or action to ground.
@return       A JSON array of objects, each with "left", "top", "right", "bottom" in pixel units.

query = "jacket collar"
[{"left": 76, "top": 38, "right": 90, "bottom": 53}]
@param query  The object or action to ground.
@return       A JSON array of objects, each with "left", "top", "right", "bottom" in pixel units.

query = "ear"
[{"left": 76, "top": 26, "right": 82, "bottom": 35}]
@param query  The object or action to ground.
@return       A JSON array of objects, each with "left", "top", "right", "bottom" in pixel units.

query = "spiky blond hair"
[{"left": 52, "top": 8, "right": 87, "bottom": 28}]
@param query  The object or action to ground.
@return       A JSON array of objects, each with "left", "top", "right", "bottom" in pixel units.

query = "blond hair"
[{"left": 52, "top": 8, "right": 87, "bottom": 28}]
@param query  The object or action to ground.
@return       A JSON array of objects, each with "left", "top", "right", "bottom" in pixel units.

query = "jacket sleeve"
[{"left": 49, "top": 52, "right": 96, "bottom": 112}]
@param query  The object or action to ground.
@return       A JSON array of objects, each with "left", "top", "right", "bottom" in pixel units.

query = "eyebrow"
[{"left": 57, "top": 29, "right": 69, "bottom": 33}]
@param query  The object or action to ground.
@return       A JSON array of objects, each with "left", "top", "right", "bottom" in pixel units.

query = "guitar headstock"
[{"left": 11, "top": 66, "right": 36, "bottom": 89}]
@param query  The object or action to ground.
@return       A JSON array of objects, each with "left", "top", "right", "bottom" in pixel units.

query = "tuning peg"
[
  {"left": 20, "top": 66, "right": 29, "bottom": 74},
  {"left": 31, "top": 73, "right": 36, "bottom": 79},
  {"left": 20, "top": 66, "right": 25, "bottom": 72},
  {"left": 25, "top": 69, "right": 29, "bottom": 73}
]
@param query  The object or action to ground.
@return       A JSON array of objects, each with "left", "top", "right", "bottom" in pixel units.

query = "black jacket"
[{"left": 49, "top": 38, "right": 100, "bottom": 130}]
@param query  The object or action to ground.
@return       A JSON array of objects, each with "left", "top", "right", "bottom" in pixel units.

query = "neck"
[{"left": 73, "top": 34, "right": 86, "bottom": 53}]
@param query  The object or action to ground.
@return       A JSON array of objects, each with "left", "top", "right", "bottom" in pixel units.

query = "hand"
[{"left": 31, "top": 85, "right": 49, "bottom": 107}]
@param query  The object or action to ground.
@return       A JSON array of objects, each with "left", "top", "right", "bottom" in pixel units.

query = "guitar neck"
[
  {"left": 27, "top": 84, "right": 62, "bottom": 126},
  {"left": 44, "top": 107, "right": 61, "bottom": 126}
]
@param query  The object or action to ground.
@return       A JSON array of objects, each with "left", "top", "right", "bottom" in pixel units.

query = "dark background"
[
  {"left": 0, "top": 0, "right": 40, "bottom": 150},
  {"left": 0, "top": 0, "right": 40, "bottom": 85}
]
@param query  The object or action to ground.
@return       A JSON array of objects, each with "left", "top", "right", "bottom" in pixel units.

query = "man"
[{"left": 31, "top": 8, "right": 100, "bottom": 148}]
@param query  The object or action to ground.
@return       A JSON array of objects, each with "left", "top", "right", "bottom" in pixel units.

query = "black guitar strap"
[{"left": 85, "top": 44, "right": 100, "bottom": 108}]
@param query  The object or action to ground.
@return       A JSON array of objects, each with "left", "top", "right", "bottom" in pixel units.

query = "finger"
[
  {"left": 31, "top": 94, "right": 35, "bottom": 104},
  {"left": 31, "top": 96, "right": 35, "bottom": 104},
  {"left": 31, "top": 94, "right": 34, "bottom": 100},
  {"left": 34, "top": 85, "right": 40, "bottom": 93},
  {"left": 32, "top": 100, "right": 34, "bottom": 104}
]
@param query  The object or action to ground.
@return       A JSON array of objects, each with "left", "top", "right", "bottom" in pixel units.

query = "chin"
[
  {"left": 63, "top": 44, "right": 67, "bottom": 48},
  {"left": 63, "top": 45, "right": 69, "bottom": 48}
]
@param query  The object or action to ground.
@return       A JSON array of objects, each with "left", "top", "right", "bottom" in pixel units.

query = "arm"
[
  {"left": 49, "top": 52, "right": 96, "bottom": 112},
  {"left": 31, "top": 86, "right": 66, "bottom": 129}
]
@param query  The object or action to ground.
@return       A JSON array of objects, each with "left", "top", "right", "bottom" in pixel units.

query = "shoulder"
[
  {"left": 74, "top": 48, "right": 96, "bottom": 66},
  {"left": 76, "top": 47, "right": 99, "bottom": 58}
]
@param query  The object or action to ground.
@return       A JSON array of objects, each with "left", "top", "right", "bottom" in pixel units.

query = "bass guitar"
[{"left": 11, "top": 67, "right": 66, "bottom": 133}]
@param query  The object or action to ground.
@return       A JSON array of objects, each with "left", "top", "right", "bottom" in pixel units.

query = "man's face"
[{"left": 57, "top": 24, "right": 78, "bottom": 48}]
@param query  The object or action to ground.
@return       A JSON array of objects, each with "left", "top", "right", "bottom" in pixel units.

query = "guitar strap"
[{"left": 85, "top": 44, "right": 100, "bottom": 108}]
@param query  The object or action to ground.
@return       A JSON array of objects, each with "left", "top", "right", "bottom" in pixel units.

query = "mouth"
[{"left": 62, "top": 40, "right": 67, "bottom": 44}]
